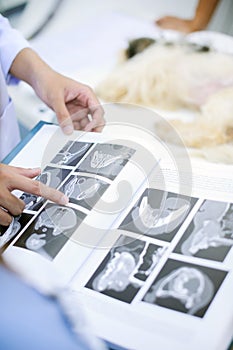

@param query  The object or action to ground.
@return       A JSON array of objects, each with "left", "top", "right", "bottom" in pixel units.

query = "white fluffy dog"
[{"left": 96, "top": 39, "right": 233, "bottom": 162}]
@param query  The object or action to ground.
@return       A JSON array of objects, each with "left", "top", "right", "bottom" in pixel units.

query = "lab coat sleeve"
[{"left": 0, "top": 14, "right": 30, "bottom": 84}]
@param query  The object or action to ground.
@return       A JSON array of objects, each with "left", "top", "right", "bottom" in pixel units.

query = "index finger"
[
  {"left": 39, "top": 182, "right": 69, "bottom": 205},
  {"left": 11, "top": 176, "right": 69, "bottom": 206}
]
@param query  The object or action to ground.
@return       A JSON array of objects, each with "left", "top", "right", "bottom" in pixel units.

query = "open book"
[{"left": 2, "top": 122, "right": 233, "bottom": 350}]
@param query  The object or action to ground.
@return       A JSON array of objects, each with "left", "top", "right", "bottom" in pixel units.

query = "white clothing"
[{"left": 0, "top": 14, "right": 29, "bottom": 161}]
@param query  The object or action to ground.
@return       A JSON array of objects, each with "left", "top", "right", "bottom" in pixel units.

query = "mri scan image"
[
  {"left": 60, "top": 174, "right": 110, "bottom": 210},
  {"left": 174, "top": 200, "right": 233, "bottom": 262},
  {"left": 51, "top": 141, "right": 93, "bottom": 167},
  {"left": 120, "top": 189, "right": 196, "bottom": 242},
  {"left": 86, "top": 235, "right": 166, "bottom": 303},
  {"left": 77, "top": 143, "right": 135, "bottom": 180},
  {"left": 0, "top": 213, "right": 33, "bottom": 248},
  {"left": 14, "top": 203, "right": 86, "bottom": 259},
  {"left": 143, "top": 259, "right": 227, "bottom": 317}
]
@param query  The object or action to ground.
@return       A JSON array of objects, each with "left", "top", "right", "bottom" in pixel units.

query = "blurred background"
[{"left": 1, "top": 0, "right": 233, "bottom": 137}]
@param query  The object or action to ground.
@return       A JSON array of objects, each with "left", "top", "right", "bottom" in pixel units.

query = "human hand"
[
  {"left": 155, "top": 16, "right": 197, "bottom": 34},
  {"left": 0, "top": 164, "right": 68, "bottom": 226},
  {"left": 34, "top": 70, "right": 105, "bottom": 135},
  {"left": 10, "top": 48, "right": 105, "bottom": 135}
]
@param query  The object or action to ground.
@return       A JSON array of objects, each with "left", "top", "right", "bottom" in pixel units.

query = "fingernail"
[
  {"left": 62, "top": 125, "right": 74, "bottom": 135},
  {"left": 60, "top": 195, "right": 69, "bottom": 205}
]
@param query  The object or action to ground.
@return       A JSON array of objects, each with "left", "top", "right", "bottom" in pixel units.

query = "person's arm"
[
  {"left": 191, "top": 0, "right": 220, "bottom": 31},
  {"left": 9, "top": 48, "right": 105, "bottom": 134},
  {"left": 156, "top": 0, "right": 220, "bottom": 33}
]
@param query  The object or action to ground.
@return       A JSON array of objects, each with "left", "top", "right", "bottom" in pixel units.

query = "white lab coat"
[{"left": 0, "top": 14, "right": 29, "bottom": 161}]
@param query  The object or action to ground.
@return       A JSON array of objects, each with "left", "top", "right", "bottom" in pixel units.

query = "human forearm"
[
  {"left": 191, "top": 0, "right": 220, "bottom": 31},
  {"left": 9, "top": 47, "right": 53, "bottom": 90}
]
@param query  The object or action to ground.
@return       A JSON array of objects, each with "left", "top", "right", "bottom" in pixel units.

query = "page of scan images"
[
  {"left": 70, "top": 178, "right": 233, "bottom": 350},
  {"left": 2, "top": 124, "right": 233, "bottom": 350},
  {"left": 2, "top": 123, "right": 162, "bottom": 285}
]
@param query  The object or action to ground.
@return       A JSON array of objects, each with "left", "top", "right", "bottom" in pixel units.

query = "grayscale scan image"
[
  {"left": 50, "top": 141, "right": 93, "bottom": 167},
  {"left": 37, "top": 166, "right": 71, "bottom": 189},
  {"left": 77, "top": 143, "right": 135, "bottom": 180},
  {"left": 86, "top": 234, "right": 167, "bottom": 303},
  {"left": 60, "top": 174, "right": 110, "bottom": 210},
  {"left": 174, "top": 200, "right": 233, "bottom": 262},
  {"left": 120, "top": 189, "right": 197, "bottom": 242},
  {"left": 20, "top": 192, "right": 45, "bottom": 212},
  {"left": 143, "top": 259, "right": 227, "bottom": 317},
  {"left": 0, "top": 213, "right": 33, "bottom": 249},
  {"left": 14, "top": 203, "right": 86, "bottom": 260}
]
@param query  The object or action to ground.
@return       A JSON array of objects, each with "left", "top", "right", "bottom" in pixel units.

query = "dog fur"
[{"left": 96, "top": 40, "right": 233, "bottom": 162}]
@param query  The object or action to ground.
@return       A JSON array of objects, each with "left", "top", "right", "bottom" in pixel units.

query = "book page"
[
  {"left": 3, "top": 123, "right": 161, "bottom": 285},
  {"left": 66, "top": 118, "right": 233, "bottom": 350},
  {"left": 70, "top": 178, "right": 233, "bottom": 350},
  {"left": 2, "top": 122, "right": 233, "bottom": 350}
]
